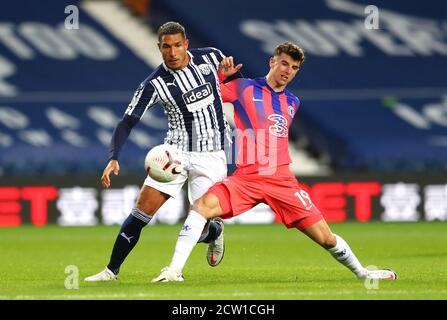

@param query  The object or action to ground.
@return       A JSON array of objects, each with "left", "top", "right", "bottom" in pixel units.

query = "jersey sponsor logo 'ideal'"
[
  {"left": 268, "top": 114, "right": 288, "bottom": 137},
  {"left": 182, "top": 83, "right": 214, "bottom": 112},
  {"left": 183, "top": 83, "right": 212, "bottom": 104}
]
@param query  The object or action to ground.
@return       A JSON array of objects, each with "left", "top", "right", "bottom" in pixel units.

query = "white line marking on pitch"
[{"left": 2, "top": 290, "right": 447, "bottom": 299}]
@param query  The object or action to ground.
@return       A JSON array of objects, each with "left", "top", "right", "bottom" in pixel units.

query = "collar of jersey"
[{"left": 260, "top": 77, "right": 286, "bottom": 95}]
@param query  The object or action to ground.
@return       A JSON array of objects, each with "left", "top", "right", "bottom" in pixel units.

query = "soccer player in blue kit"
[{"left": 152, "top": 42, "right": 398, "bottom": 283}]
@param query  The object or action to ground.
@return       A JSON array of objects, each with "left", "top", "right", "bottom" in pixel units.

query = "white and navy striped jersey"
[{"left": 124, "top": 47, "right": 231, "bottom": 152}]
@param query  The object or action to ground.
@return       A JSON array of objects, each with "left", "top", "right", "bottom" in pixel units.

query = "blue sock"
[
  {"left": 107, "top": 208, "right": 150, "bottom": 275},
  {"left": 198, "top": 220, "right": 222, "bottom": 244}
]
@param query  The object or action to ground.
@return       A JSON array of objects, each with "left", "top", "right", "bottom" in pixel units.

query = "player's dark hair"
[
  {"left": 274, "top": 42, "right": 305, "bottom": 65},
  {"left": 158, "top": 21, "right": 186, "bottom": 41}
]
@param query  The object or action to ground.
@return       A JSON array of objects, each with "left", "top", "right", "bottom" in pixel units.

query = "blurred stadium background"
[
  {"left": 0, "top": 0, "right": 447, "bottom": 300},
  {"left": 1, "top": 0, "right": 446, "bottom": 227}
]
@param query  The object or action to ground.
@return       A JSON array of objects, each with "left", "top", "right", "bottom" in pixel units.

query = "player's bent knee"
[
  {"left": 303, "top": 220, "right": 337, "bottom": 249},
  {"left": 322, "top": 233, "right": 337, "bottom": 249},
  {"left": 136, "top": 186, "right": 170, "bottom": 215},
  {"left": 193, "top": 193, "right": 221, "bottom": 219}
]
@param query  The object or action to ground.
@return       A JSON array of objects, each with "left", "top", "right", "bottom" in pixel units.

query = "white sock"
[
  {"left": 328, "top": 234, "right": 366, "bottom": 278},
  {"left": 169, "top": 210, "right": 207, "bottom": 273}
]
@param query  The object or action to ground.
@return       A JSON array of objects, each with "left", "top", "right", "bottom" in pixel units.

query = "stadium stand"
[
  {"left": 0, "top": 0, "right": 328, "bottom": 177},
  {"left": 1, "top": 0, "right": 446, "bottom": 178},
  {"left": 148, "top": 0, "right": 447, "bottom": 172},
  {"left": 0, "top": 0, "right": 167, "bottom": 176},
  {"left": 1, "top": 0, "right": 446, "bottom": 226}
]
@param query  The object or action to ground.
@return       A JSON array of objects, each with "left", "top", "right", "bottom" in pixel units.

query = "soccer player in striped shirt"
[
  {"left": 152, "top": 42, "right": 397, "bottom": 282},
  {"left": 85, "top": 22, "right": 230, "bottom": 282}
]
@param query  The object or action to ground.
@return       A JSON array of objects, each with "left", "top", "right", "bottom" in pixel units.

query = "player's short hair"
[
  {"left": 158, "top": 21, "right": 186, "bottom": 41},
  {"left": 273, "top": 42, "right": 305, "bottom": 65}
]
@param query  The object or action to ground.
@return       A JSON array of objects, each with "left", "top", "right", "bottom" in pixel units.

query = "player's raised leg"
[
  {"left": 85, "top": 185, "right": 169, "bottom": 281},
  {"left": 185, "top": 152, "right": 227, "bottom": 267},
  {"left": 301, "top": 219, "right": 397, "bottom": 280}
]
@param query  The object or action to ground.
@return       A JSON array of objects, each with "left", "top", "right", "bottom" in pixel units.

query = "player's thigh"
[
  {"left": 188, "top": 151, "right": 227, "bottom": 203},
  {"left": 141, "top": 172, "right": 187, "bottom": 213},
  {"left": 135, "top": 185, "right": 169, "bottom": 214},
  {"left": 207, "top": 176, "right": 263, "bottom": 220},
  {"left": 193, "top": 192, "right": 223, "bottom": 219},
  {"left": 265, "top": 177, "right": 323, "bottom": 229}
]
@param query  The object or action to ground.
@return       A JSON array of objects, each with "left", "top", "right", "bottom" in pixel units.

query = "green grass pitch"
[{"left": 1, "top": 222, "right": 446, "bottom": 300}]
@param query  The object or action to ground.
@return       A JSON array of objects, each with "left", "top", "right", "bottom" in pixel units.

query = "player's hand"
[
  {"left": 219, "top": 56, "right": 243, "bottom": 77},
  {"left": 101, "top": 160, "right": 119, "bottom": 188}
]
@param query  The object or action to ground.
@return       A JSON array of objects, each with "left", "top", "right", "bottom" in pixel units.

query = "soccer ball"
[{"left": 144, "top": 144, "right": 184, "bottom": 182}]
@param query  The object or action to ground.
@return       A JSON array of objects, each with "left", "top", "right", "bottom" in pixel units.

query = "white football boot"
[
  {"left": 151, "top": 267, "right": 184, "bottom": 283},
  {"left": 84, "top": 267, "right": 117, "bottom": 282},
  {"left": 357, "top": 268, "right": 397, "bottom": 280},
  {"left": 206, "top": 217, "right": 225, "bottom": 267}
]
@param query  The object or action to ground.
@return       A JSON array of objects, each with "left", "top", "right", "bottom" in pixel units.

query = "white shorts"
[{"left": 144, "top": 150, "right": 227, "bottom": 204}]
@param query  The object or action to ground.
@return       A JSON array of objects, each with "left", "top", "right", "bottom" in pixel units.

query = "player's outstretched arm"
[
  {"left": 101, "top": 160, "right": 120, "bottom": 188},
  {"left": 103, "top": 115, "right": 139, "bottom": 188},
  {"left": 219, "top": 56, "right": 242, "bottom": 77},
  {"left": 218, "top": 56, "right": 243, "bottom": 102}
]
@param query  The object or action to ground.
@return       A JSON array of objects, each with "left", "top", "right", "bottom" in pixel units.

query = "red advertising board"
[{"left": 1, "top": 173, "right": 446, "bottom": 226}]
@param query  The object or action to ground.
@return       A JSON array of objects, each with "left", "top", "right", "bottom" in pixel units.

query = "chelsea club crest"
[{"left": 288, "top": 105, "right": 295, "bottom": 117}]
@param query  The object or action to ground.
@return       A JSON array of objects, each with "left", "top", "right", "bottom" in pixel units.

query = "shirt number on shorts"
[{"left": 294, "top": 190, "right": 314, "bottom": 210}]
